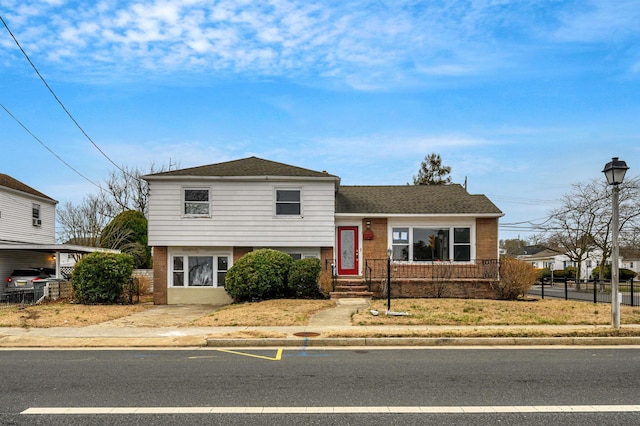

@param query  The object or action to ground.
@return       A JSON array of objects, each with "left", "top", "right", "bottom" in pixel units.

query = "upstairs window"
[
  {"left": 275, "top": 189, "right": 301, "bottom": 216},
  {"left": 184, "top": 188, "right": 210, "bottom": 216},
  {"left": 32, "top": 204, "right": 41, "bottom": 227}
]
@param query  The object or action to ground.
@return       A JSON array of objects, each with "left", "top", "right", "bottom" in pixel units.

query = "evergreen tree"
[{"left": 412, "top": 153, "right": 452, "bottom": 185}]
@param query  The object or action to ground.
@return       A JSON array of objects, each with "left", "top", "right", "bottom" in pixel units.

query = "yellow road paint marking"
[{"left": 216, "top": 348, "right": 283, "bottom": 361}]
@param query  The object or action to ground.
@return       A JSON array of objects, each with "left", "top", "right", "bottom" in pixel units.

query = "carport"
[{"left": 0, "top": 244, "right": 119, "bottom": 301}]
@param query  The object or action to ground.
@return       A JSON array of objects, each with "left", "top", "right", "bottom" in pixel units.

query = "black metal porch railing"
[{"left": 364, "top": 259, "right": 500, "bottom": 283}]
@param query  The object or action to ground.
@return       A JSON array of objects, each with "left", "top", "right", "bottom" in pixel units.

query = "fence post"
[
  {"left": 593, "top": 278, "right": 597, "bottom": 304},
  {"left": 564, "top": 277, "right": 568, "bottom": 301},
  {"left": 541, "top": 277, "right": 545, "bottom": 299},
  {"left": 631, "top": 278, "right": 635, "bottom": 307}
]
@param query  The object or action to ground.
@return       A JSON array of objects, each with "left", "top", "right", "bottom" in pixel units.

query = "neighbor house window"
[
  {"left": 275, "top": 189, "right": 301, "bottom": 216},
  {"left": 184, "top": 188, "right": 210, "bottom": 216},
  {"left": 391, "top": 226, "right": 472, "bottom": 262},
  {"left": 32, "top": 204, "right": 41, "bottom": 226},
  {"left": 171, "top": 255, "right": 228, "bottom": 287}
]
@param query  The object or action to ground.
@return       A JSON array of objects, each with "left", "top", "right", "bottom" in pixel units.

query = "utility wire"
[
  {"left": 0, "top": 14, "right": 136, "bottom": 181},
  {"left": 1, "top": 103, "right": 102, "bottom": 189}
]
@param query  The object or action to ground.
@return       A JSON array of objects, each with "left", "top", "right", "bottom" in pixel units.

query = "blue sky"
[{"left": 1, "top": 0, "right": 639, "bottom": 241}]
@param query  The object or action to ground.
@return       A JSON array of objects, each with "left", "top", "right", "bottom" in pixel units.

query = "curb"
[{"left": 206, "top": 336, "right": 640, "bottom": 347}]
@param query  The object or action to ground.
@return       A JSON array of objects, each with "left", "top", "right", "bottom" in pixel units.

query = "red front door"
[{"left": 337, "top": 226, "right": 359, "bottom": 275}]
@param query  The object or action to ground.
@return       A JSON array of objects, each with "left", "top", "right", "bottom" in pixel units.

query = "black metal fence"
[{"left": 531, "top": 277, "right": 640, "bottom": 307}]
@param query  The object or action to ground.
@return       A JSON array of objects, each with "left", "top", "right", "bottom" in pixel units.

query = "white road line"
[{"left": 21, "top": 405, "right": 640, "bottom": 415}]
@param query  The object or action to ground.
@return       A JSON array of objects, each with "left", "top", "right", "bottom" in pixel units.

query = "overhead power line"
[
  {"left": 1, "top": 103, "right": 102, "bottom": 189},
  {"left": 0, "top": 14, "right": 137, "bottom": 181}
]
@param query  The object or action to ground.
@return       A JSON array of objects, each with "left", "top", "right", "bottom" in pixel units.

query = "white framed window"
[
  {"left": 453, "top": 227, "right": 471, "bottom": 261},
  {"left": 171, "top": 254, "right": 229, "bottom": 287},
  {"left": 183, "top": 188, "right": 210, "bottom": 216},
  {"left": 275, "top": 188, "right": 301, "bottom": 216},
  {"left": 391, "top": 226, "right": 472, "bottom": 262},
  {"left": 32, "top": 203, "right": 41, "bottom": 227}
]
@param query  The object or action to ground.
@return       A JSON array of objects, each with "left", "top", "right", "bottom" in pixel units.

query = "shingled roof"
[
  {"left": 0, "top": 174, "right": 56, "bottom": 202},
  {"left": 145, "top": 156, "right": 339, "bottom": 180},
  {"left": 336, "top": 185, "right": 502, "bottom": 216}
]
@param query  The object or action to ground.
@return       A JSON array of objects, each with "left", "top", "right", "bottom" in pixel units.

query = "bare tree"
[
  {"left": 56, "top": 162, "right": 173, "bottom": 245},
  {"left": 542, "top": 180, "right": 602, "bottom": 286},
  {"left": 100, "top": 163, "right": 169, "bottom": 217},
  {"left": 591, "top": 177, "right": 640, "bottom": 280},
  {"left": 540, "top": 177, "right": 640, "bottom": 282},
  {"left": 56, "top": 195, "right": 114, "bottom": 246}
]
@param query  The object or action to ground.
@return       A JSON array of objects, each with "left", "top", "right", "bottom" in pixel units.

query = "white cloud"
[{"left": 1, "top": 0, "right": 636, "bottom": 88}]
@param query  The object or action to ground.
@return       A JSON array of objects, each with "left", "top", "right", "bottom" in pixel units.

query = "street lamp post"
[
  {"left": 387, "top": 248, "right": 392, "bottom": 312},
  {"left": 602, "top": 157, "right": 629, "bottom": 329}
]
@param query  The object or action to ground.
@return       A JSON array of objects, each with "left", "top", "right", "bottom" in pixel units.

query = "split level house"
[{"left": 145, "top": 157, "right": 504, "bottom": 305}]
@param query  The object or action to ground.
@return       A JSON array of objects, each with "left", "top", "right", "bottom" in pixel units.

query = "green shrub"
[
  {"left": 493, "top": 257, "right": 538, "bottom": 300},
  {"left": 288, "top": 258, "right": 322, "bottom": 298},
  {"left": 537, "top": 268, "right": 551, "bottom": 280},
  {"left": 100, "top": 210, "right": 151, "bottom": 269},
  {"left": 72, "top": 252, "right": 134, "bottom": 304},
  {"left": 224, "top": 249, "right": 294, "bottom": 302},
  {"left": 592, "top": 265, "right": 636, "bottom": 281},
  {"left": 537, "top": 267, "right": 576, "bottom": 280}
]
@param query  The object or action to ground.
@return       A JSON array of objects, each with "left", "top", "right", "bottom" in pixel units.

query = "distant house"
[
  {"left": 520, "top": 248, "right": 570, "bottom": 271},
  {"left": 621, "top": 249, "right": 640, "bottom": 277},
  {"left": 144, "top": 157, "right": 504, "bottom": 305},
  {"left": 0, "top": 174, "right": 116, "bottom": 299},
  {"left": 519, "top": 247, "right": 604, "bottom": 280}
]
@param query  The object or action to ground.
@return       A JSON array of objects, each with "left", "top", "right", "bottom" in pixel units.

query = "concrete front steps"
[{"left": 330, "top": 280, "right": 373, "bottom": 299}]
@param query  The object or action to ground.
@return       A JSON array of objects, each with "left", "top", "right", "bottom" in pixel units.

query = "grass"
[
  {"left": 0, "top": 302, "right": 150, "bottom": 328},
  {"left": 192, "top": 299, "right": 336, "bottom": 327},
  {"left": 354, "top": 298, "right": 640, "bottom": 326},
  {"left": 2, "top": 298, "right": 640, "bottom": 335}
]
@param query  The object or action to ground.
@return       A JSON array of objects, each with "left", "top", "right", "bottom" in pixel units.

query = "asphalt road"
[{"left": 1, "top": 347, "right": 640, "bottom": 425}]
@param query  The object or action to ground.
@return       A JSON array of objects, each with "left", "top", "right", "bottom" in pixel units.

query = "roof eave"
[
  {"left": 0, "top": 186, "right": 58, "bottom": 204},
  {"left": 335, "top": 213, "right": 505, "bottom": 218},
  {"left": 143, "top": 175, "right": 340, "bottom": 183}
]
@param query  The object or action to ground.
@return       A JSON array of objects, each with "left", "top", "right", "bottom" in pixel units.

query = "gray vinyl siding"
[{"left": 147, "top": 179, "right": 335, "bottom": 247}]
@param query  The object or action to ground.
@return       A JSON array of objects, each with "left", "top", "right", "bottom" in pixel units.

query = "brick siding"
[{"left": 152, "top": 246, "right": 167, "bottom": 305}]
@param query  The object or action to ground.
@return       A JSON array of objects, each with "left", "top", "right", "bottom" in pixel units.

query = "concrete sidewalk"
[{"left": 1, "top": 299, "right": 639, "bottom": 348}]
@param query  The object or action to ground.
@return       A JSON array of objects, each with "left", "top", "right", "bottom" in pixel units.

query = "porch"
[{"left": 325, "top": 259, "right": 500, "bottom": 299}]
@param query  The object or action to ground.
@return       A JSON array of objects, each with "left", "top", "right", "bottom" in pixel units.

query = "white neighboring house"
[
  {"left": 519, "top": 247, "right": 606, "bottom": 280},
  {"left": 620, "top": 249, "right": 640, "bottom": 277},
  {"left": 520, "top": 249, "right": 574, "bottom": 271},
  {"left": 0, "top": 174, "right": 117, "bottom": 299}
]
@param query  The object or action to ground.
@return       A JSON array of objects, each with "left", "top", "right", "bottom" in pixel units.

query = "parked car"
[{"left": 5, "top": 268, "right": 56, "bottom": 292}]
